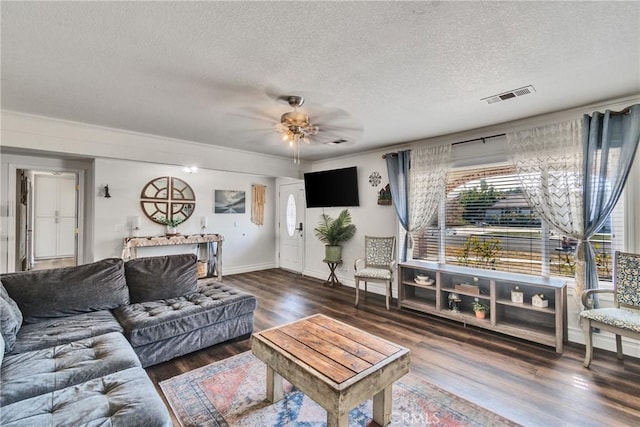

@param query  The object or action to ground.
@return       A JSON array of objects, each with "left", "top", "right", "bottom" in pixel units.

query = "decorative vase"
[
  {"left": 166, "top": 225, "right": 178, "bottom": 236},
  {"left": 475, "top": 310, "right": 486, "bottom": 319},
  {"left": 324, "top": 245, "right": 342, "bottom": 262}
]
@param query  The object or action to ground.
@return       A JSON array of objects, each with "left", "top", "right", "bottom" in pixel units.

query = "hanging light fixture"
[{"left": 276, "top": 96, "right": 318, "bottom": 164}]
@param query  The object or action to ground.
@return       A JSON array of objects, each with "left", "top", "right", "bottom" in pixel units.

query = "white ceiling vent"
[{"left": 482, "top": 85, "right": 536, "bottom": 104}]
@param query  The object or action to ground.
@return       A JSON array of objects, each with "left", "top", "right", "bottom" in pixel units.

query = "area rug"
[{"left": 160, "top": 351, "right": 519, "bottom": 427}]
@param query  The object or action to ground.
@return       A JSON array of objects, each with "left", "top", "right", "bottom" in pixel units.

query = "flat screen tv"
[{"left": 304, "top": 166, "right": 360, "bottom": 208}]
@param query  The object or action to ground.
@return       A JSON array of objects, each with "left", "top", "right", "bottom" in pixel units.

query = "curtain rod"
[
  {"left": 382, "top": 132, "right": 506, "bottom": 158},
  {"left": 451, "top": 133, "right": 506, "bottom": 146}
]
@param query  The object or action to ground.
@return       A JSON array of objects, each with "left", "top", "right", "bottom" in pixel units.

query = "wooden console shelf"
[{"left": 398, "top": 261, "right": 567, "bottom": 352}]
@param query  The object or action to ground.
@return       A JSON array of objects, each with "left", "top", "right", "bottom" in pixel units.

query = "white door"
[
  {"left": 279, "top": 182, "right": 305, "bottom": 273},
  {"left": 34, "top": 173, "right": 77, "bottom": 259}
]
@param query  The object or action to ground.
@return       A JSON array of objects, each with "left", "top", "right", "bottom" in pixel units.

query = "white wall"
[
  {"left": 303, "top": 151, "right": 397, "bottom": 293},
  {"left": 94, "top": 158, "right": 276, "bottom": 274}
]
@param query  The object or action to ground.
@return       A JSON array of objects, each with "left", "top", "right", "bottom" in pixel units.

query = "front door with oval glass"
[{"left": 279, "top": 182, "right": 305, "bottom": 273}]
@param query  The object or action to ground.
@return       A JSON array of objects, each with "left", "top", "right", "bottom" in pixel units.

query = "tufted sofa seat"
[
  {"left": 0, "top": 254, "right": 257, "bottom": 426},
  {"left": 115, "top": 280, "right": 256, "bottom": 367},
  {"left": 1, "top": 367, "right": 171, "bottom": 427},
  {"left": 1, "top": 332, "right": 140, "bottom": 406},
  {"left": 9, "top": 311, "right": 123, "bottom": 355}
]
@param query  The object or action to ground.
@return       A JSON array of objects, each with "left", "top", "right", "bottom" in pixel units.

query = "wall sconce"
[{"left": 103, "top": 185, "right": 111, "bottom": 198}]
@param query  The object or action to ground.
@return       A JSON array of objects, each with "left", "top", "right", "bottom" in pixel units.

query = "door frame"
[
  {"left": 277, "top": 179, "right": 305, "bottom": 274},
  {"left": 6, "top": 162, "right": 85, "bottom": 273}
]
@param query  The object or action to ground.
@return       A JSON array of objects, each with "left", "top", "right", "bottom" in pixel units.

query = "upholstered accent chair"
[
  {"left": 354, "top": 236, "right": 396, "bottom": 310},
  {"left": 580, "top": 251, "right": 640, "bottom": 368}
]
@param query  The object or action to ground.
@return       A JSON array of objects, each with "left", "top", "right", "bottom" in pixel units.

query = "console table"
[{"left": 122, "top": 234, "right": 223, "bottom": 280}]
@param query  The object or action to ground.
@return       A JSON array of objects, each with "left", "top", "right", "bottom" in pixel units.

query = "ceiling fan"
[{"left": 236, "top": 94, "right": 361, "bottom": 164}]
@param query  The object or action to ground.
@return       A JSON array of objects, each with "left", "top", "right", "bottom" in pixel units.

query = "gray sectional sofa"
[{"left": 0, "top": 254, "right": 257, "bottom": 426}]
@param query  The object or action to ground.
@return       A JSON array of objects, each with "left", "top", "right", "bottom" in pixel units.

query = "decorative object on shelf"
[
  {"left": 158, "top": 216, "right": 185, "bottom": 236},
  {"left": 103, "top": 185, "right": 112, "bottom": 198},
  {"left": 368, "top": 171, "right": 381, "bottom": 187},
  {"left": 377, "top": 184, "right": 392, "bottom": 205},
  {"left": 532, "top": 293, "right": 548, "bottom": 308},
  {"left": 140, "top": 176, "right": 195, "bottom": 225},
  {"left": 472, "top": 297, "right": 489, "bottom": 319},
  {"left": 511, "top": 286, "right": 524, "bottom": 303},
  {"left": 448, "top": 292, "right": 462, "bottom": 312},
  {"left": 455, "top": 281, "right": 480, "bottom": 295},
  {"left": 414, "top": 274, "right": 434, "bottom": 286},
  {"left": 314, "top": 209, "right": 357, "bottom": 262},
  {"left": 215, "top": 190, "right": 246, "bottom": 214}
]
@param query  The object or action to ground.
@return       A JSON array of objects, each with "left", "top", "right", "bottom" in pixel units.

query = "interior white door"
[
  {"left": 34, "top": 174, "right": 77, "bottom": 259},
  {"left": 279, "top": 182, "right": 305, "bottom": 273}
]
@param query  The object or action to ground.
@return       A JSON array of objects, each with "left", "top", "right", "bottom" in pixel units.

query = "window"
[{"left": 413, "top": 164, "right": 623, "bottom": 281}]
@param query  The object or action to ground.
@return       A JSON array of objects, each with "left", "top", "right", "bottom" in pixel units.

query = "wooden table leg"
[
  {"left": 372, "top": 386, "right": 392, "bottom": 426},
  {"left": 266, "top": 366, "right": 283, "bottom": 402},
  {"left": 327, "top": 411, "right": 349, "bottom": 427}
]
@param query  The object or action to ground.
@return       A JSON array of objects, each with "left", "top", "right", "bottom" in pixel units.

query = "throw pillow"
[
  {"left": 0, "top": 258, "right": 129, "bottom": 323},
  {"left": 125, "top": 254, "right": 198, "bottom": 303},
  {"left": 0, "top": 281, "right": 23, "bottom": 352}
]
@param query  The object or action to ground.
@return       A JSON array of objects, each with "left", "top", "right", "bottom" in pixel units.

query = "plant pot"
[
  {"left": 166, "top": 226, "right": 178, "bottom": 236},
  {"left": 475, "top": 310, "right": 486, "bottom": 319},
  {"left": 324, "top": 245, "right": 342, "bottom": 262}
]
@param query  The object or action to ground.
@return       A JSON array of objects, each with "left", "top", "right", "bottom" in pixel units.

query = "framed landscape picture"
[{"left": 214, "top": 190, "right": 246, "bottom": 213}]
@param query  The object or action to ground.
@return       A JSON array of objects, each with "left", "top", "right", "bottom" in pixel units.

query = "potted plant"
[
  {"left": 158, "top": 216, "right": 185, "bottom": 236},
  {"left": 314, "top": 209, "right": 357, "bottom": 262},
  {"left": 471, "top": 298, "right": 489, "bottom": 319}
]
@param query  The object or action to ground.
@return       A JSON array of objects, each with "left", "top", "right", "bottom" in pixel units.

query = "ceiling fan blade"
[
  {"left": 316, "top": 124, "right": 363, "bottom": 132},
  {"left": 228, "top": 105, "right": 276, "bottom": 123}
]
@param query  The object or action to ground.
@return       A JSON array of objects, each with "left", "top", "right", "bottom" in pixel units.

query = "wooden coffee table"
[{"left": 251, "top": 314, "right": 410, "bottom": 427}]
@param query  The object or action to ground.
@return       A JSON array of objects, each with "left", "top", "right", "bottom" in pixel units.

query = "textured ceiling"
[{"left": 2, "top": 1, "right": 639, "bottom": 162}]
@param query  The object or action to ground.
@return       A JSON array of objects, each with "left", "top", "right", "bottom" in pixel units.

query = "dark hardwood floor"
[{"left": 146, "top": 269, "right": 640, "bottom": 426}]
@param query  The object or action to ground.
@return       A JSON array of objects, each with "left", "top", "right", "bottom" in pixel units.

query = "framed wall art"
[{"left": 214, "top": 190, "right": 246, "bottom": 213}]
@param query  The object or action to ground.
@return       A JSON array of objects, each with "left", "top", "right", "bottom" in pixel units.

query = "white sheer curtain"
[
  {"left": 408, "top": 144, "right": 452, "bottom": 241},
  {"left": 507, "top": 120, "right": 587, "bottom": 292}
]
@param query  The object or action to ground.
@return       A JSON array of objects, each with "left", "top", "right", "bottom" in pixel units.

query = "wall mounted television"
[{"left": 304, "top": 166, "right": 360, "bottom": 208}]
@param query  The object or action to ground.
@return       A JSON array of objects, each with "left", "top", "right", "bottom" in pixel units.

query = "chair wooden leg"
[
  {"left": 616, "top": 334, "right": 624, "bottom": 360},
  {"left": 385, "top": 280, "right": 390, "bottom": 310},
  {"left": 354, "top": 278, "right": 360, "bottom": 307},
  {"left": 583, "top": 319, "right": 594, "bottom": 368}
]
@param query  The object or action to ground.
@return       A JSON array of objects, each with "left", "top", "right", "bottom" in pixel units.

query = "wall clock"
[
  {"left": 369, "top": 171, "right": 382, "bottom": 187},
  {"left": 140, "top": 176, "right": 196, "bottom": 225}
]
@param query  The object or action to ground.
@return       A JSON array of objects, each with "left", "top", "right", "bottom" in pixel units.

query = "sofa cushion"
[
  {"left": 9, "top": 310, "right": 123, "bottom": 355},
  {"left": 1, "top": 332, "right": 141, "bottom": 406},
  {"left": 0, "top": 281, "right": 23, "bottom": 352},
  {"left": 0, "top": 258, "right": 129, "bottom": 323},
  {"left": 114, "top": 281, "right": 257, "bottom": 347},
  {"left": 125, "top": 253, "right": 198, "bottom": 303},
  {"left": 0, "top": 367, "right": 172, "bottom": 427}
]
